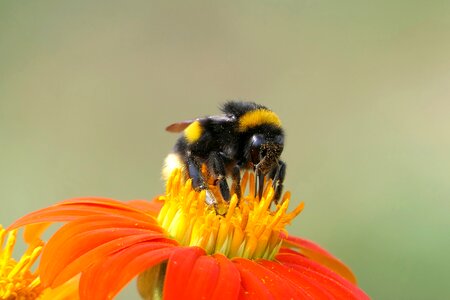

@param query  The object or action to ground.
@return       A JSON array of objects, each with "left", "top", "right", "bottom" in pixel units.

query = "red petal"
[
  {"left": 282, "top": 234, "right": 334, "bottom": 257},
  {"left": 164, "top": 247, "right": 206, "bottom": 300},
  {"left": 282, "top": 235, "right": 357, "bottom": 284},
  {"left": 79, "top": 242, "right": 177, "bottom": 299},
  {"left": 276, "top": 253, "right": 370, "bottom": 300},
  {"left": 184, "top": 256, "right": 220, "bottom": 300},
  {"left": 210, "top": 254, "right": 241, "bottom": 300},
  {"left": 258, "top": 260, "right": 334, "bottom": 299},
  {"left": 234, "top": 258, "right": 308, "bottom": 300},
  {"left": 163, "top": 249, "right": 242, "bottom": 300},
  {"left": 234, "top": 260, "right": 273, "bottom": 300}
]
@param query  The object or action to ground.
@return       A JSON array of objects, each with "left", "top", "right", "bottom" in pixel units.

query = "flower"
[
  {"left": 8, "top": 169, "right": 369, "bottom": 299},
  {"left": 0, "top": 226, "right": 43, "bottom": 299},
  {"left": 0, "top": 226, "right": 79, "bottom": 300}
]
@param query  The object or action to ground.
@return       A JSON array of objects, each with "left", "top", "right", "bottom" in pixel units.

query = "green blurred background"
[{"left": 1, "top": 1, "right": 449, "bottom": 299}]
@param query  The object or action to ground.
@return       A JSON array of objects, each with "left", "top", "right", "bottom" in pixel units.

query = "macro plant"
[
  {"left": 0, "top": 226, "right": 79, "bottom": 299},
  {"left": 2, "top": 102, "right": 369, "bottom": 299},
  {"left": 3, "top": 168, "right": 369, "bottom": 299}
]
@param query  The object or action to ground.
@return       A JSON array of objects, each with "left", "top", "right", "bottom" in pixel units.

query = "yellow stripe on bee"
[
  {"left": 238, "top": 109, "right": 281, "bottom": 132},
  {"left": 184, "top": 120, "right": 203, "bottom": 143}
]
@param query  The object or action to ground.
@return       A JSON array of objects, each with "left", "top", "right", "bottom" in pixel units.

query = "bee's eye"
[
  {"left": 251, "top": 134, "right": 265, "bottom": 148},
  {"left": 274, "top": 134, "right": 284, "bottom": 145},
  {"left": 250, "top": 134, "right": 266, "bottom": 164}
]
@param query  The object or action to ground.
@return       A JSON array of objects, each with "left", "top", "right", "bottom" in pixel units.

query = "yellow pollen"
[
  {"left": 158, "top": 168, "right": 304, "bottom": 260},
  {"left": 0, "top": 226, "right": 44, "bottom": 300}
]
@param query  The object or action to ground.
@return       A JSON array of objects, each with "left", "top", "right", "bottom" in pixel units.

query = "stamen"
[
  {"left": 158, "top": 169, "right": 305, "bottom": 260},
  {"left": 0, "top": 227, "right": 44, "bottom": 299}
]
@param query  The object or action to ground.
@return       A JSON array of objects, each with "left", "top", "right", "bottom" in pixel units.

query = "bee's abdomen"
[
  {"left": 162, "top": 152, "right": 185, "bottom": 180},
  {"left": 184, "top": 120, "right": 203, "bottom": 143}
]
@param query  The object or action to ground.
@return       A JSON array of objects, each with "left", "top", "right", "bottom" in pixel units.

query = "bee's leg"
[
  {"left": 208, "top": 152, "right": 230, "bottom": 201},
  {"left": 255, "top": 168, "right": 265, "bottom": 200},
  {"left": 186, "top": 155, "right": 218, "bottom": 206},
  {"left": 270, "top": 160, "right": 286, "bottom": 204},
  {"left": 186, "top": 156, "right": 206, "bottom": 191},
  {"left": 231, "top": 165, "right": 241, "bottom": 200},
  {"left": 268, "top": 165, "right": 278, "bottom": 182}
]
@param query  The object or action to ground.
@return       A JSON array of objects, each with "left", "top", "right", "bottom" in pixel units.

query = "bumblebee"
[{"left": 163, "top": 101, "right": 286, "bottom": 205}]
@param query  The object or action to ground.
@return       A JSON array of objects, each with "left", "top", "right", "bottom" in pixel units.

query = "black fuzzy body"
[{"left": 166, "top": 101, "right": 285, "bottom": 202}]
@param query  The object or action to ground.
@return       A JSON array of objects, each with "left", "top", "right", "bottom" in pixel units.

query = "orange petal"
[
  {"left": 79, "top": 243, "right": 177, "bottom": 299},
  {"left": 281, "top": 235, "right": 357, "bottom": 284},
  {"left": 8, "top": 197, "right": 157, "bottom": 231},
  {"left": 23, "top": 223, "right": 51, "bottom": 243},
  {"left": 52, "top": 237, "right": 175, "bottom": 287},
  {"left": 276, "top": 253, "right": 370, "bottom": 300},
  {"left": 40, "top": 274, "right": 81, "bottom": 300},
  {"left": 127, "top": 197, "right": 164, "bottom": 216},
  {"left": 234, "top": 258, "right": 307, "bottom": 300},
  {"left": 59, "top": 197, "right": 157, "bottom": 215},
  {"left": 39, "top": 214, "right": 166, "bottom": 287}
]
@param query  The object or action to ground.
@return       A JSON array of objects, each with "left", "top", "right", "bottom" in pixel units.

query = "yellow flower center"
[
  {"left": 157, "top": 169, "right": 304, "bottom": 260},
  {"left": 0, "top": 227, "right": 43, "bottom": 300}
]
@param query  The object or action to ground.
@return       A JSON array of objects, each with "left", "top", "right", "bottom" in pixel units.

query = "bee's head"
[{"left": 249, "top": 133, "right": 284, "bottom": 174}]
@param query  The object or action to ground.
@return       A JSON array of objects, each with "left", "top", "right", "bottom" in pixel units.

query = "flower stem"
[{"left": 137, "top": 262, "right": 167, "bottom": 300}]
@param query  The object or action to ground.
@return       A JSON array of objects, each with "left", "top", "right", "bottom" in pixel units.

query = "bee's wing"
[
  {"left": 207, "top": 114, "right": 235, "bottom": 124},
  {"left": 165, "top": 120, "right": 195, "bottom": 132},
  {"left": 165, "top": 115, "right": 234, "bottom": 133}
]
